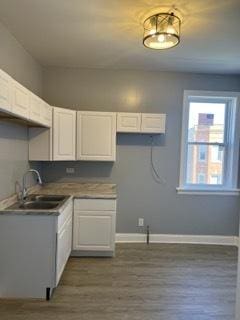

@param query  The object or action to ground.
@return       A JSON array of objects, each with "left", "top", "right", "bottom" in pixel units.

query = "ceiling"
[{"left": 0, "top": 0, "right": 240, "bottom": 74}]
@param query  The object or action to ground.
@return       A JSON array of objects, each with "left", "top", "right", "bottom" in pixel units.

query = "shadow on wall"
[
  {"left": 117, "top": 133, "right": 166, "bottom": 147},
  {"left": 40, "top": 161, "right": 114, "bottom": 183},
  {"left": 0, "top": 120, "right": 28, "bottom": 140}
]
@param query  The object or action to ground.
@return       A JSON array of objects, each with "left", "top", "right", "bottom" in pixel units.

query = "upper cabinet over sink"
[
  {"left": 11, "top": 79, "right": 30, "bottom": 119},
  {"left": 29, "top": 107, "right": 76, "bottom": 161},
  {"left": 77, "top": 111, "right": 116, "bottom": 161},
  {"left": 0, "top": 69, "right": 12, "bottom": 113},
  {"left": 0, "top": 68, "right": 52, "bottom": 128},
  {"left": 53, "top": 107, "right": 76, "bottom": 161}
]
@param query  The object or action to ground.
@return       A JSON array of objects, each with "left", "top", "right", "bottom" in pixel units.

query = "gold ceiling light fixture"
[{"left": 143, "top": 12, "right": 181, "bottom": 50}]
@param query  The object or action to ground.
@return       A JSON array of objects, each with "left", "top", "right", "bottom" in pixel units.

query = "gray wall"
[
  {"left": 0, "top": 22, "right": 42, "bottom": 200},
  {"left": 42, "top": 67, "right": 240, "bottom": 236}
]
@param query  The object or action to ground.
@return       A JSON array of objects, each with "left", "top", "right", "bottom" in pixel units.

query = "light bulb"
[
  {"left": 167, "top": 25, "right": 175, "bottom": 34},
  {"left": 158, "top": 34, "right": 165, "bottom": 42},
  {"left": 149, "top": 29, "right": 156, "bottom": 35}
]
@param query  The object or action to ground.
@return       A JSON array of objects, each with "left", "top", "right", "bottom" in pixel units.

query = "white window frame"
[{"left": 177, "top": 90, "right": 240, "bottom": 195}]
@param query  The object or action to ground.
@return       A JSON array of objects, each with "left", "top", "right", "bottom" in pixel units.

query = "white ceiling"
[{"left": 0, "top": 0, "right": 240, "bottom": 74}]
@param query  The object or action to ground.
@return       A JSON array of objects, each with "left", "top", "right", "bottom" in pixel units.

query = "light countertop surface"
[{"left": 0, "top": 182, "right": 117, "bottom": 216}]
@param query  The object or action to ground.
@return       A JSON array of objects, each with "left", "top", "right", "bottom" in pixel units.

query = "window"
[
  {"left": 211, "top": 145, "right": 223, "bottom": 162},
  {"left": 198, "top": 145, "right": 207, "bottom": 162},
  {"left": 197, "top": 173, "right": 206, "bottom": 184},
  {"left": 210, "top": 174, "right": 222, "bottom": 185},
  {"left": 178, "top": 90, "right": 240, "bottom": 194}
]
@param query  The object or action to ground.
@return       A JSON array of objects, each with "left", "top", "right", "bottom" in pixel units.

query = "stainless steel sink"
[
  {"left": 10, "top": 201, "right": 60, "bottom": 210},
  {"left": 26, "top": 195, "right": 66, "bottom": 202},
  {"left": 6, "top": 194, "right": 69, "bottom": 211}
]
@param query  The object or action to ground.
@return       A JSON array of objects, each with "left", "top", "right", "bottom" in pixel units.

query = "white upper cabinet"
[
  {"left": 77, "top": 111, "right": 116, "bottom": 161},
  {"left": 30, "top": 94, "right": 52, "bottom": 127},
  {"left": 0, "top": 69, "right": 12, "bottom": 113},
  {"left": 117, "top": 113, "right": 141, "bottom": 133},
  {"left": 41, "top": 102, "right": 52, "bottom": 127},
  {"left": 141, "top": 113, "right": 166, "bottom": 133},
  {"left": 29, "top": 93, "right": 42, "bottom": 124},
  {"left": 11, "top": 79, "right": 30, "bottom": 119},
  {"left": 53, "top": 107, "right": 76, "bottom": 161}
]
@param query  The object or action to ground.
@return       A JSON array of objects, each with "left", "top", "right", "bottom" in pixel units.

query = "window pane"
[
  {"left": 211, "top": 145, "right": 224, "bottom": 162},
  {"left": 186, "top": 144, "right": 224, "bottom": 185},
  {"left": 188, "top": 102, "right": 226, "bottom": 143}
]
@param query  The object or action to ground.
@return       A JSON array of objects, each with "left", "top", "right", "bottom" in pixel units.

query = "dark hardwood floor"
[{"left": 0, "top": 243, "right": 237, "bottom": 320}]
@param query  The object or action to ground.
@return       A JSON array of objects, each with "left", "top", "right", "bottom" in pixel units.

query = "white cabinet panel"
[
  {"left": 56, "top": 201, "right": 73, "bottom": 285},
  {"left": 117, "top": 113, "right": 141, "bottom": 132},
  {"left": 0, "top": 69, "right": 12, "bottom": 113},
  {"left": 141, "top": 113, "right": 166, "bottom": 133},
  {"left": 12, "top": 79, "right": 30, "bottom": 119},
  {"left": 29, "top": 93, "right": 42, "bottom": 123},
  {"left": 77, "top": 111, "right": 116, "bottom": 161},
  {"left": 56, "top": 216, "right": 72, "bottom": 285},
  {"left": 73, "top": 210, "right": 115, "bottom": 251},
  {"left": 53, "top": 107, "right": 76, "bottom": 160},
  {"left": 41, "top": 103, "right": 52, "bottom": 127},
  {"left": 74, "top": 199, "right": 116, "bottom": 211}
]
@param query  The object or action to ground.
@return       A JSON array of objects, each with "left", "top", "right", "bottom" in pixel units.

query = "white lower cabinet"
[
  {"left": 73, "top": 199, "right": 116, "bottom": 255},
  {"left": 56, "top": 206, "right": 72, "bottom": 285},
  {"left": 0, "top": 200, "right": 73, "bottom": 299}
]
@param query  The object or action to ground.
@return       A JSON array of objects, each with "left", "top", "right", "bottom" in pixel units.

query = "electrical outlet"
[
  {"left": 66, "top": 167, "right": 75, "bottom": 174},
  {"left": 138, "top": 218, "right": 144, "bottom": 227}
]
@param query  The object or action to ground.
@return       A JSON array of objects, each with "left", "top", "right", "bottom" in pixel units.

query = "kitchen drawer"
[
  {"left": 57, "top": 201, "right": 73, "bottom": 232},
  {"left": 74, "top": 199, "right": 116, "bottom": 211}
]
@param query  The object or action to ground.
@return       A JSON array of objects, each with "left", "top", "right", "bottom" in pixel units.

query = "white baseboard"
[{"left": 116, "top": 233, "right": 239, "bottom": 247}]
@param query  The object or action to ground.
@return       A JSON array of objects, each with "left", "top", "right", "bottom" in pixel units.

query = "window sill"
[{"left": 176, "top": 187, "right": 240, "bottom": 196}]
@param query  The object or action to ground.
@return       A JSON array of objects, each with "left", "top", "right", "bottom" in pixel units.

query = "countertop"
[
  {"left": 0, "top": 182, "right": 117, "bottom": 216},
  {"left": 36, "top": 182, "right": 117, "bottom": 199}
]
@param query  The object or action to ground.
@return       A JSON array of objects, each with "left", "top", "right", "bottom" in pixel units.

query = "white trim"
[
  {"left": 116, "top": 233, "right": 239, "bottom": 246},
  {"left": 176, "top": 187, "right": 240, "bottom": 196}
]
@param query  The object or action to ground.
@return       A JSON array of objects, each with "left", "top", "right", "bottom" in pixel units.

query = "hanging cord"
[{"left": 150, "top": 135, "right": 166, "bottom": 184}]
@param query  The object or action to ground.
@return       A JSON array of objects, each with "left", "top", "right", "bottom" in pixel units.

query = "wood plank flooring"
[{"left": 0, "top": 243, "right": 237, "bottom": 320}]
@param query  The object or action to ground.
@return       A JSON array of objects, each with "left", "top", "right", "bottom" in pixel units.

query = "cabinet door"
[
  {"left": 41, "top": 103, "right": 52, "bottom": 127},
  {"left": 56, "top": 216, "right": 72, "bottom": 285},
  {"left": 141, "top": 113, "right": 166, "bottom": 133},
  {"left": 12, "top": 79, "right": 30, "bottom": 119},
  {"left": 117, "top": 113, "right": 141, "bottom": 132},
  {"left": 53, "top": 107, "right": 76, "bottom": 160},
  {"left": 77, "top": 111, "right": 116, "bottom": 161},
  {"left": 29, "top": 93, "right": 42, "bottom": 124},
  {"left": 73, "top": 210, "right": 116, "bottom": 251},
  {"left": 0, "top": 69, "right": 12, "bottom": 113}
]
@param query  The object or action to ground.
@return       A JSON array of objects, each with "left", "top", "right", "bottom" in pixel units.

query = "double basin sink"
[{"left": 8, "top": 195, "right": 68, "bottom": 211}]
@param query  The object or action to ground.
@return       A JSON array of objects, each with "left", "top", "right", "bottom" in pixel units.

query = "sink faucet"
[{"left": 21, "top": 169, "right": 43, "bottom": 201}]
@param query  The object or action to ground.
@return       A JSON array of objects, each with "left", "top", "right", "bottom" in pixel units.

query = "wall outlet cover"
[
  {"left": 138, "top": 218, "right": 144, "bottom": 227},
  {"left": 66, "top": 167, "right": 75, "bottom": 174}
]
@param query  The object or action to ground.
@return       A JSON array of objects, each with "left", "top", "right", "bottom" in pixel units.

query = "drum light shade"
[{"left": 143, "top": 12, "right": 181, "bottom": 50}]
